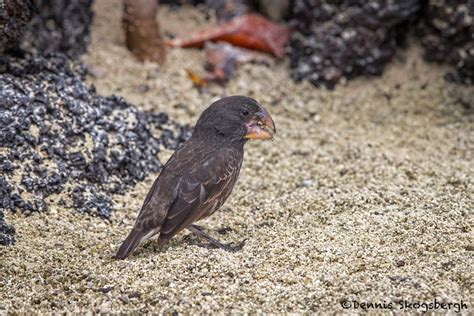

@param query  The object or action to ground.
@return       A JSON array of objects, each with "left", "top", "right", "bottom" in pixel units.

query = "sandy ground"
[{"left": 1, "top": 1, "right": 473, "bottom": 313}]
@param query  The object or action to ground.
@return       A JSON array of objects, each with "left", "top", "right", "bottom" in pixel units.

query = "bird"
[{"left": 116, "top": 96, "right": 276, "bottom": 259}]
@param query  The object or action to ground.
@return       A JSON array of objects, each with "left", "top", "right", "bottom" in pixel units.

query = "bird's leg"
[{"left": 188, "top": 225, "right": 246, "bottom": 252}]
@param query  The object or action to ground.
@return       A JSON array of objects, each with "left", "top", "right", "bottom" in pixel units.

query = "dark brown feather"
[
  {"left": 159, "top": 146, "right": 242, "bottom": 242},
  {"left": 116, "top": 228, "right": 145, "bottom": 260},
  {"left": 116, "top": 139, "right": 242, "bottom": 259}
]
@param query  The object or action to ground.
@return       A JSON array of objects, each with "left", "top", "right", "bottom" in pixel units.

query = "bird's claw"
[{"left": 220, "top": 239, "right": 246, "bottom": 252}]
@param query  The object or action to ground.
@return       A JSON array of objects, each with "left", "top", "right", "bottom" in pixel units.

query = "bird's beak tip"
[{"left": 244, "top": 106, "right": 276, "bottom": 140}]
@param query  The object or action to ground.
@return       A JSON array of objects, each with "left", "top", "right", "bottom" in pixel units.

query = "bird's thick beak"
[{"left": 244, "top": 106, "right": 276, "bottom": 140}]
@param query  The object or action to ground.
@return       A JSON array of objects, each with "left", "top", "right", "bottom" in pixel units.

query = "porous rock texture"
[
  {"left": 288, "top": 0, "right": 421, "bottom": 88},
  {"left": 1, "top": 0, "right": 96, "bottom": 245},
  {"left": 0, "top": 0, "right": 36, "bottom": 53},
  {"left": 0, "top": 0, "right": 190, "bottom": 245},
  {"left": 21, "top": 0, "right": 94, "bottom": 58},
  {"left": 0, "top": 53, "right": 190, "bottom": 245},
  {"left": 418, "top": 0, "right": 474, "bottom": 84},
  {"left": 288, "top": 0, "right": 474, "bottom": 87}
]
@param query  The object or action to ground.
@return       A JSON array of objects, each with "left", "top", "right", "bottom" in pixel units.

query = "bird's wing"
[
  {"left": 158, "top": 145, "right": 242, "bottom": 241},
  {"left": 131, "top": 142, "right": 204, "bottom": 234}
]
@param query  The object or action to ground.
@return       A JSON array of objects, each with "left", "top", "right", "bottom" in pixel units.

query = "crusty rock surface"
[
  {"left": 0, "top": 53, "right": 190, "bottom": 245},
  {"left": 288, "top": 0, "right": 421, "bottom": 88},
  {"left": 0, "top": 0, "right": 190, "bottom": 245},
  {"left": 21, "top": 0, "right": 94, "bottom": 58},
  {"left": 418, "top": 0, "right": 474, "bottom": 84},
  {"left": 0, "top": 0, "right": 36, "bottom": 53}
]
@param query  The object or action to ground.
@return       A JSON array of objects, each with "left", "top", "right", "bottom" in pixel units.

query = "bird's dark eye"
[{"left": 241, "top": 109, "right": 249, "bottom": 116}]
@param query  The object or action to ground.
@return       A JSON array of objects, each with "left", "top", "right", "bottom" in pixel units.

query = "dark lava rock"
[
  {"left": 418, "top": 0, "right": 474, "bottom": 84},
  {"left": 288, "top": 0, "right": 421, "bottom": 88},
  {"left": 0, "top": 177, "right": 16, "bottom": 246},
  {"left": 20, "top": 0, "right": 94, "bottom": 58},
  {"left": 0, "top": 54, "right": 191, "bottom": 245},
  {"left": 0, "top": 0, "right": 191, "bottom": 246},
  {"left": 0, "top": 0, "right": 36, "bottom": 53}
]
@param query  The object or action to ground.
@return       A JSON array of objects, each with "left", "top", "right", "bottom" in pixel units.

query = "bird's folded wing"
[
  {"left": 131, "top": 142, "right": 209, "bottom": 233},
  {"left": 159, "top": 147, "right": 240, "bottom": 238}
]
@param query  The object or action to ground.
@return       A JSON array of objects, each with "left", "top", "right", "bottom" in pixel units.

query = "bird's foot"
[
  {"left": 188, "top": 225, "right": 246, "bottom": 252},
  {"left": 190, "top": 238, "right": 246, "bottom": 252}
]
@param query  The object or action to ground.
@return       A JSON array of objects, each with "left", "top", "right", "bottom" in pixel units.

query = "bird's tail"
[{"left": 116, "top": 229, "right": 146, "bottom": 260}]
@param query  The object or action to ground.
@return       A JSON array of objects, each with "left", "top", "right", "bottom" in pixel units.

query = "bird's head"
[{"left": 193, "top": 96, "right": 276, "bottom": 144}]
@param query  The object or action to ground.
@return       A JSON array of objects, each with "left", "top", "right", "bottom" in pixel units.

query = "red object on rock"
[{"left": 166, "top": 14, "right": 289, "bottom": 58}]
